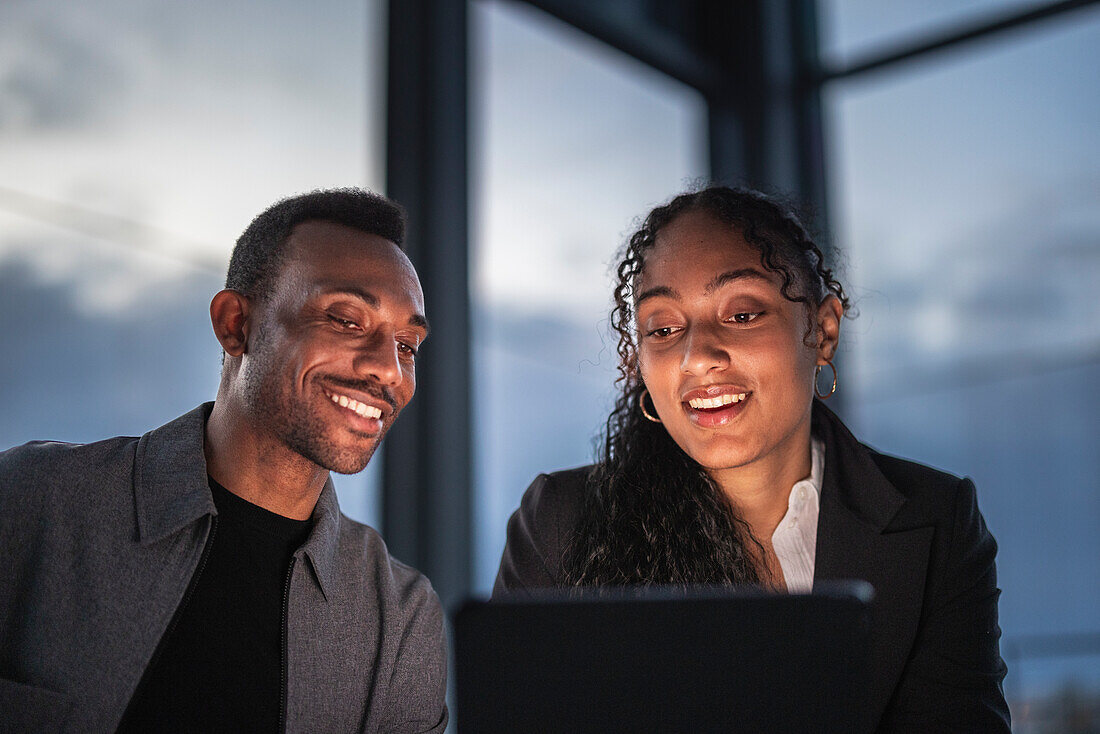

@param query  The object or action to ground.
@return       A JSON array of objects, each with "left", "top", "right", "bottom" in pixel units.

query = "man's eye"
[
  {"left": 728, "top": 312, "right": 761, "bottom": 324},
  {"left": 329, "top": 315, "right": 360, "bottom": 330},
  {"left": 397, "top": 341, "right": 418, "bottom": 357}
]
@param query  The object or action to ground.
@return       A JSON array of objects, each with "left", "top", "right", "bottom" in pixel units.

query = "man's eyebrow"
[
  {"left": 408, "top": 313, "right": 430, "bottom": 335},
  {"left": 327, "top": 286, "right": 380, "bottom": 308},
  {"left": 704, "top": 268, "right": 772, "bottom": 294},
  {"left": 326, "top": 286, "right": 429, "bottom": 334}
]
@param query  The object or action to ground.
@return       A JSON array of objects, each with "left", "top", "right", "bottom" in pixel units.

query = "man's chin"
[
  {"left": 323, "top": 443, "right": 379, "bottom": 475},
  {"left": 287, "top": 433, "right": 379, "bottom": 476},
  {"left": 327, "top": 458, "right": 373, "bottom": 476}
]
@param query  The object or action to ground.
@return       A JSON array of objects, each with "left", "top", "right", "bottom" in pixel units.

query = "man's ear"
[
  {"left": 815, "top": 294, "right": 843, "bottom": 363},
  {"left": 210, "top": 289, "right": 252, "bottom": 357}
]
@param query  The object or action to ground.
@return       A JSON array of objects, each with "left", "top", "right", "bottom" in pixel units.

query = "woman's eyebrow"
[
  {"left": 635, "top": 285, "right": 678, "bottom": 305},
  {"left": 704, "top": 268, "right": 771, "bottom": 294},
  {"left": 637, "top": 268, "right": 772, "bottom": 305}
]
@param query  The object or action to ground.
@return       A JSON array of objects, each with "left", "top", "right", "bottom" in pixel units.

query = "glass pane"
[
  {"left": 472, "top": 0, "right": 708, "bottom": 592},
  {"left": 825, "top": 10, "right": 1100, "bottom": 719},
  {"left": 0, "top": 0, "right": 385, "bottom": 527},
  {"left": 818, "top": 0, "right": 1066, "bottom": 68}
]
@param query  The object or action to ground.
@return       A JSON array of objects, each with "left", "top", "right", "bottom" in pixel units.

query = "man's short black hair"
[{"left": 226, "top": 188, "right": 407, "bottom": 300}]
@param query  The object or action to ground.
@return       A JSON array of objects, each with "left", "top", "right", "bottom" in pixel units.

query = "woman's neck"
[{"left": 709, "top": 422, "right": 813, "bottom": 543}]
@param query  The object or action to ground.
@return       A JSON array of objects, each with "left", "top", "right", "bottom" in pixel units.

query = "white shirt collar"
[{"left": 771, "top": 436, "right": 825, "bottom": 593}]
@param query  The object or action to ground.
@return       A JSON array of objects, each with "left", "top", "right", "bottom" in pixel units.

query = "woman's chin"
[{"left": 676, "top": 436, "right": 761, "bottom": 476}]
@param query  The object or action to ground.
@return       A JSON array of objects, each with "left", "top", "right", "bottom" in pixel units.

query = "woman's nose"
[{"left": 679, "top": 325, "right": 730, "bottom": 375}]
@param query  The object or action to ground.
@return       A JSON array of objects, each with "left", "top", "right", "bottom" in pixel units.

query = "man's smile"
[
  {"left": 320, "top": 385, "right": 390, "bottom": 434},
  {"left": 326, "top": 390, "right": 383, "bottom": 419}
]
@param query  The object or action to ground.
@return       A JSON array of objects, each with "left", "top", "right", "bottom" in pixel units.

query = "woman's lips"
[
  {"left": 682, "top": 388, "right": 751, "bottom": 428},
  {"left": 687, "top": 392, "right": 747, "bottom": 410}
]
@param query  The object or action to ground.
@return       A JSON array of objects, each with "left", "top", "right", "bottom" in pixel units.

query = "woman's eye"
[
  {"left": 728, "top": 312, "right": 761, "bottom": 324},
  {"left": 646, "top": 326, "right": 678, "bottom": 338}
]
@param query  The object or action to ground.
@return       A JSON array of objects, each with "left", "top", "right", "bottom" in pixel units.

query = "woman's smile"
[{"left": 681, "top": 384, "right": 752, "bottom": 428}]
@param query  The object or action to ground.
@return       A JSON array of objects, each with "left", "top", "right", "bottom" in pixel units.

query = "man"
[{"left": 0, "top": 189, "right": 447, "bottom": 733}]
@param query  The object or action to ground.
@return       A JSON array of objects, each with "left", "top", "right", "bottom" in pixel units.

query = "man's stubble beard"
[{"left": 240, "top": 334, "right": 382, "bottom": 476}]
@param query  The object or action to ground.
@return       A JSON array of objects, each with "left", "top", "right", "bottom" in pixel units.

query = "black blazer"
[{"left": 493, "top": 401, "right": 1011, "bottom": 732}]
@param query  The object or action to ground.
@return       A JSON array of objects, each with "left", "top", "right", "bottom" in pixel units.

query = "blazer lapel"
[{"left": 812, "top": 402, "right": 934, "bottom": 728}]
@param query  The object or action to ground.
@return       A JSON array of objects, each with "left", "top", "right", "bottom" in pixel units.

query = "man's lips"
[
  {"left": 326, "top": 390, "right": 382, "bottom": 419},
  {"left": 320, "top": 383, "right": 393, "bottom": 425}
]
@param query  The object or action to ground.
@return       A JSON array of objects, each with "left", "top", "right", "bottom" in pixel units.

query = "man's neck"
[{"left": 203, "top": 400, "right": 327, "bottom": 521}]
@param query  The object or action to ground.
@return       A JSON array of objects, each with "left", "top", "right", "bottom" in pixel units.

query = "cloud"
[
  {"left": 0, "top": 4, "right": 139, "bottom": 131},
  {"left": 0, "top": 247, "right": 221, "bottom": 449}
]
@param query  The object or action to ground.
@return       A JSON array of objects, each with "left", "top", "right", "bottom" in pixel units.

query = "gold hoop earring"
[
  {"left": 639, "top": 389, "right": 661, "bottom": 423},
  {"left": 815, "top": 358, "right": 838, "bottom": 400}
]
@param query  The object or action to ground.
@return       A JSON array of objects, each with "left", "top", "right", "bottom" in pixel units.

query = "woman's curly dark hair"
[{"left": 562, "top": 186, "right": 849, "bottom": 587}]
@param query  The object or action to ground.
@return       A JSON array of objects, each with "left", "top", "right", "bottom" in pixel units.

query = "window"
[
  {"left": 0, "top": 0, "right": 386, "bottom": 524},
  {"left": 824, "top": 5, "right": 1100, "bottom": 714},
  {"left": 818, "top": 0, "right": 1062, "bottom": 67},
  {"left": 471, "top": 0, "right": 708, "bottom": 591}
]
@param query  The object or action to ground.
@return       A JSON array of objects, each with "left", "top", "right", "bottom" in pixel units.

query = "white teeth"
[
  {"left": 688, "top": 393, "right": 748, "bottom": 409},
  {"left": 329, "top": 392, "right": 382, "bottom": 419}
]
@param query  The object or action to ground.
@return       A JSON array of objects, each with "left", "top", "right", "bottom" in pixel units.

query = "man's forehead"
[
  {"left": 285, "top": 220, "right": 402, "bottom": 262},
  {"left": 276, "top": 225, "right": 424, "bottom": 308}
]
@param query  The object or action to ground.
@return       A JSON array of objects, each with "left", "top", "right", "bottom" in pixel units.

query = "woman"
[{"left": 493, "top": 186, "right": 1010, "bottom": 731}]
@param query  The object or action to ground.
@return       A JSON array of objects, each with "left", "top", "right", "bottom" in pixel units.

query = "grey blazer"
[{"left": 0, "top": 403, "right": 447, "bottom": 734}]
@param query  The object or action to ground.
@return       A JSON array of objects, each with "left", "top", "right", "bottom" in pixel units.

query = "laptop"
[{"left": 453, "top": 582, "right": 873, "bottom": 733}]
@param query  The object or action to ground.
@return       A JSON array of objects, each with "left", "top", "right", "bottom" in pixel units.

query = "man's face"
[{"left": 238, "top": 220, "right": 426, "bottom": 474}]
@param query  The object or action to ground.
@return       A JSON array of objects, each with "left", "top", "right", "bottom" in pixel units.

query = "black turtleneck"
[{"left": 117, "top": 476, "right": 313, "bottom": 733}]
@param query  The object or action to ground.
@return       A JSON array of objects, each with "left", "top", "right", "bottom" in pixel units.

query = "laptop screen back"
[{"left": 454, "top": 583, "right": 873, "bottom": 733}]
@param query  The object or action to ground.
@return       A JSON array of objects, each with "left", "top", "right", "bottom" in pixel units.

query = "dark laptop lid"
[{"left": 454, "top": 582, "right": 873, "bottom": 734}]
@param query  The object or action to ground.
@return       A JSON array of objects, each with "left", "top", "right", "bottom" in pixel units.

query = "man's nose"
[{"left": 352, "top": 330, "right": 403, "bottom": 387}]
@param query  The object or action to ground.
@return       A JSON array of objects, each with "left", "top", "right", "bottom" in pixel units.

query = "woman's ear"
[
  {"left": 815, "top": 294, "right": 843, "bottom": 363},
  {"left": 210, "top": 289, "right": 252, "bottom": 357}
]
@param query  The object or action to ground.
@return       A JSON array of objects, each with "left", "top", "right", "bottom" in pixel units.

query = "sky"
[
  {"left": 825, "top": 6, "right": 1100, "bottom": 387},
  {"left": 818, "top": 0, "right": 1055, "bottom": 66},
  {"left": 0, "top": 0, "right": 379, "bottom": 270}
]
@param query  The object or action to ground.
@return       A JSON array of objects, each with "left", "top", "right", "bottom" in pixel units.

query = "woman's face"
[{"left": 635, "top": 209, "right": 840, "bottom": 481}]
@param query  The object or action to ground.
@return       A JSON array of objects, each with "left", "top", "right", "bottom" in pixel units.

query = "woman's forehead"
[{"left": 640, "top": 214, "right": 774, "bottom": 292}]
